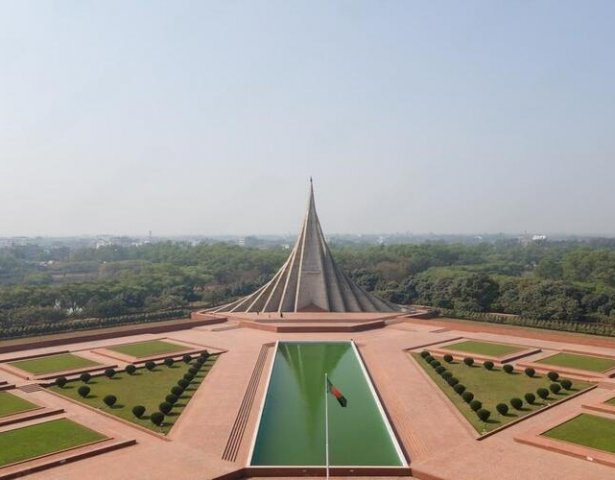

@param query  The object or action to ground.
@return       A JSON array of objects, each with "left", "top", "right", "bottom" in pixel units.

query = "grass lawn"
[
  {"left": 0, "top": 418, "right": 106, "bottom": 467},
  {"left": 544, "top": 414, "right": 615, "bottom": 453},
  {"left": 107, "top": 340, "right": 190, "bottom": 358},
  {"left": 443, "top": 340, "right": 525, "bottom": 357},
  {"left": 0, "top": 392, "right": 39, "bottom": 418},
  {"left": 9, "top": 353, "right": 101, "bottom": 375},
  {"left": 536, "top": 352, "right": 615, "bottom": 373},
  {"left": 50, "top": 355, "right": 218, "bottom": 434},
  {"left": 414, "top": 353, "right": 591, "bottom": 433}
]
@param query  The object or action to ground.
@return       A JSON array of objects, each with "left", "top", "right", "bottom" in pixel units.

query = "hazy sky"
[{"left": 1, "top": 1, "right": 614, "bottom": 237}]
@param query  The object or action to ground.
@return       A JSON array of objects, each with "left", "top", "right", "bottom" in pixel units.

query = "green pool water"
[{"left": 250, "top": 341, "right": 404, "bottom": 466}]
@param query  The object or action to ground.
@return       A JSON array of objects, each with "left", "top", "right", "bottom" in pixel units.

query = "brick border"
[{"left": 514, "top": 411, "right": 615, "bottom": 468}]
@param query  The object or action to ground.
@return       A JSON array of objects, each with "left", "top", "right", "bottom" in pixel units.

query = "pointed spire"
[{"left": 213, "top": 181, "right": 399, "bottom": 313}]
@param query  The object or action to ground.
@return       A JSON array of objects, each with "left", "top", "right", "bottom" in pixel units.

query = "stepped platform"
[{"left": 222, "top": 312, "right": 403, "bottom": 332}]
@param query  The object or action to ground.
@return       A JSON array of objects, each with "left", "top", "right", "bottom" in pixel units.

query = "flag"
[{"left": 326, "top": 377, "right": 347, "bottom": 407}]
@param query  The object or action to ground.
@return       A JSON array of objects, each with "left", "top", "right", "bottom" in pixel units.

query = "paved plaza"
[{"left": 1, "top": 315, "right": 615, "bottom": 479}]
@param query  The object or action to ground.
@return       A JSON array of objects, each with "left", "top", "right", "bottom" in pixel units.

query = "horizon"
[{"left": 2, "top": 2, "right": 614, "bottom": 237}]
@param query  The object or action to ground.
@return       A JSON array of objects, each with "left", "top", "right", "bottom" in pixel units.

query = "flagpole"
[{"left": 325, "top": 372, "right": 330, "bottom": 480}]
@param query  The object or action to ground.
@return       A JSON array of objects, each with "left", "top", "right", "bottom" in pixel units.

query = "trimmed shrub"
[
  {"left": 159, "top": 401, "right": 173, "bottom": 415},
  {"left": 166, "top": 394, "right": 178, "bottom": 404},
  {"left": 104, "top": 368, "right": 116, "bottom": 378},
  {"left": 145, "top": 361, "right": 156, "bottom": 371},
  {"left": 424, "top": 355, "right": 434, "bottom": 363},
  {"left": 454, "top": 384, "right": 466, "bottom": 395},
  {"left": 55, "top": 376, "right": 67, "bottom": 388},
  {"left": 550, "top": 383, "right": 562, "bottom": 394},
  {"left": 503, "top": 364, "right": 514, "bottom": 374},
  {"left": 199, "top": 351, "right": 209, "bottom": 360},
  {"left": 80, "top": 372, "right": 91, "bottom": 384},
  {"left": 132, "top": 405, "right": 145, "bottom": 418},
  {"left": 151, "top": 412, "right": 164, "bottom": 427},
  {"left": 435, "top": 366, "right": 446, "bottom": 375},
  {"left": 496, "top": 403, "right": 509, "bottom": 415},
  {"left": 171, "top": 386, "right": 183, "bottom": 396},
  {"left": 524, "top": 392, "right": 536, "bottom": 404},
  {"left": 524, "top": 367, "right": 535, "bottom": 377},
  {"left": 182, "top": 354, "right": 192, "bottom": 364},
  {"left": 477, "top": 408, "right": 491, "bottom": 422},
  {"left": 463, "top": 357, "right": 474, "bottom": 367},
  {"left": 443, "top": 354, "right": 453, "bottom": 363},
  {"left": 125, "top": 364, "right": 137, "bottom": 375},
  {"left": 510, "top": 397, "right": 523, "bottom": 410},
  {"left": 560, "top": 379, "right": 573, "bottom": 390},
  {"left": 462, "top": 391, "right": 474, "bottom": 403},
  {"left": 430, "top": 360, "right": 441, "bottom": 368},
  {"left": 537, "top": 387, "right": 549, "bottom": 400},
  {"left": 442, "top": 372, "right": 453, "bottom": 380},
  {"left": 447, "top": 377, "right": 459, "bottom": 387},
  {"left": 470, "top": 400, "right": 482, "bottom": 411},
  {"left": 178, "top": 379, "right": 190, "bottom": 389},
  {"left": 163, "top": 358, "right": 174, "bottom": 368},
  {"left": 78, "top": 385, "right": 90, "bottom": 398},
  {"left": 484, "top": 361, "right": 494, "bottom": 371},
  {"left": 183, "top": 373, "right": 194, "bottom": 381},
  {"left": 188, "top": 366, "right": 199, "bottom": 375},
  {"left": 103, "top": 394, "right": 117, "bottom": 407},
  {"left": 420, "top": 350, "right": 430, "bottom": 359},
  {"left": 547, "top": 371, "right": 560, "bottom": 382}
]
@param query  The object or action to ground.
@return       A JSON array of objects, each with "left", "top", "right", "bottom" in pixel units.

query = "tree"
[
  {"left": 171, "top": 386, "right": 183, "bottom": 396},
  {"left": 463, "top": 357, "right": 474, "bottom": 367},
  {"left": 159, "top": 401, "right": 173, "bottom": 415},
  {"left": 447, "top": 377, "right": 459, "bottom": 387},
  {"left": 164, "top": 358, "right": 174, "bottom": 368},
  {"left": 55, "top": 376, "right": 67, "bottom": 388},
  {"left": 462, "top": 391, "right": 474, "bottom": 403},
  {"left": 484, "top": 361, "right": 494, "bottom": 370},
  {"left": 470, "top": 400, "right": 482, "bottom": 411},
  {"left": 547, "top": 371, "right": 560, "bottom": 382},
  {"left": 420, "top": 350, "right": 430, "bottom": 359},
  {"left": 145, "top": 361, "right": 156, "bottom": 371},
  {"left": 105, "top": 368, "right": 116, "bottom": 378},
  {"left": 454, "top": 384, "right": 466, "bottom": 395},
  {"left": 496, "top": 403, "right": 509, "bottom": 415},
  {"left": 560, "top": 379, "right": 573, "bottom": 390},
  {"left": 132, "top": 405, "right": 145, "bottom": 418},
  {"left": 125, "top": 364, "right": 137, "bottom": 375},
  {"left": 524, "top": 367, "right": 535, "bottom": 377},
  {"left": 151, "top": 412, "right": 164, "bottom": 427},
  {"left": 430, "top": 360, "right": 441, "bottom": 368},
  {"left": 524, "top": 393, "right": 536, "bottom": 404},
  {"left": 477, "top": 409, "right": 491, "bottom": 422},
  {"left": 550, "top": 383, "right": 562, "bottom": 394},
  {"left": 80, "top": 372, "right": 91, "bottom": 383},
  {"left": 182, "top": 354, "right": 192, "bottom": 364},
  {"left": 503, "top": 364, "right": 514, "bottom": 374},
  {"left": 443, "top": 354, "right": 453, "bottom": 363},
  {"left": 537, "top": 387, "right": 549, "bottom": 400},
  {"left": 78, "top": 385, "right": 90, "bottom": 398},
  {"left": 510, "top": 397, "right": 523, "bottom": 410},
  {"left": 178, "top": 379, "right": 190, "bottom": 389},
  {"left": 166, "top": 394, "right": 178, "bottom": 404},
  {"left": 103, "top": 394, "right": 117, "bottom": 408}
]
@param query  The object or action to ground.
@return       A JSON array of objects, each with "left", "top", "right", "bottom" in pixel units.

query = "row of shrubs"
[
  {"left": 420, "top": 350, "right": 491, "bottom": 422},
  {"left": 1, "top": 309, "right": 189, "bottom": 339},
  {"left": 54, "top": 352, "right": 210, "bottom": 428},
  {"left": 437, "top": 309, "right": 615, "bottom": 338}
]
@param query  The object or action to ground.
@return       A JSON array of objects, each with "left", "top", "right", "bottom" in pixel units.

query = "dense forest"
[{"left": 3, "top": 238, "right": 615, "bottom": 338}]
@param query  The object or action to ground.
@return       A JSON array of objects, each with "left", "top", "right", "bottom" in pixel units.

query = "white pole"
[{"left": 325, "top": 372, "right": 330, "bottom": 480}]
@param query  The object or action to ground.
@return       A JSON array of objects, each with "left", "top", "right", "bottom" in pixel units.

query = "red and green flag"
[{"left": 326, "top": 377, "right": 347, "bottom": 407}]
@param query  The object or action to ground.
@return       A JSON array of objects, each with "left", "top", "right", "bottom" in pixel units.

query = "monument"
[{"left": 212, "top": 180, "right": 400, "bottom": 313}]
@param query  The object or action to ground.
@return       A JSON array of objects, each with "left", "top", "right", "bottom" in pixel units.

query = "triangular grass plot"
[
  {"left": 414, "top": 352, "right": 592, "bottom": 433},
  {"left": 50, "top": 354, "right": 218, "bottom": 434}
]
